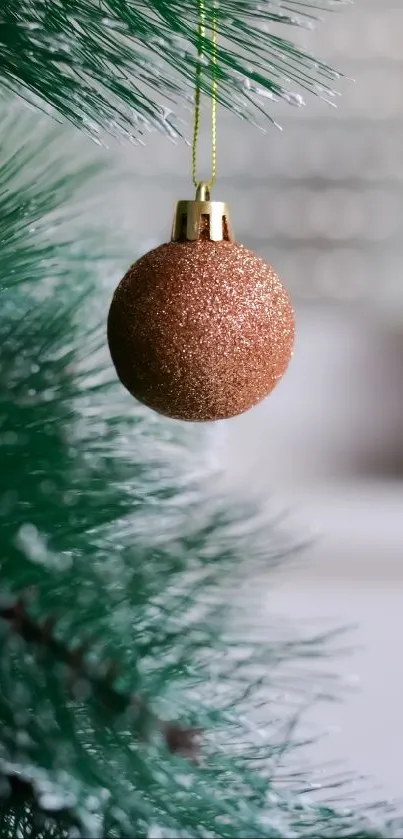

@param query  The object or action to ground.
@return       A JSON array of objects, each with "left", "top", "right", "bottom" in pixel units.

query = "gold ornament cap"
[{"left": 171, "top": 183, "right": 233, "bottom": 243}]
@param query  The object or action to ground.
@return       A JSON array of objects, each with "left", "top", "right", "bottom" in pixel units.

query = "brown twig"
[{"left": 0, "top": 594, "right": 201, "bottom": 761}]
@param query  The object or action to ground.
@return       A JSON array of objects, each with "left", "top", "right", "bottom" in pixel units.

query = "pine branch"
[
  {"left": 0, "top": 0, "right": 345, "bottom": 139},
  {"left": 0, "top": 595, "right": 201, "bottom": 761},
  {"left": 0, "top": 95, "right": 401, "bottom": 839}
]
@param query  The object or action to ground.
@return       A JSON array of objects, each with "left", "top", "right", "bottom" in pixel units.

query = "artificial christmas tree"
[{"left": 0, "top": 2, "right": 401, "bottom": 837}]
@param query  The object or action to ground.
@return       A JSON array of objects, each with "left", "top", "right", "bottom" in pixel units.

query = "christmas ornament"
[{"left": 107, "top": 1, "right": 295, "bottom": 422}]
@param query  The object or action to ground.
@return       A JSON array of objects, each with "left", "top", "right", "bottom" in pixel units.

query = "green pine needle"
[
  {"left": 0, "top": 100, "right": 112, "bottom": 291},
  {"left": 1, "top": 0, "right": 345, "bottom": 139}
]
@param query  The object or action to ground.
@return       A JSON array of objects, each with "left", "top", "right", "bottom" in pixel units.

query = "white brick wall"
[{"left": 110, "top": 0, "right": 403, "bottom": 321}]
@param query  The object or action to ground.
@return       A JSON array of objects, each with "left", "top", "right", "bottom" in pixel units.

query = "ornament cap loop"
[
  {"left": 171, "top": 188, "right": 233, "bottom": 243},
  {"left": 195, "top": 182, "right": 211, "bottom": 202}
]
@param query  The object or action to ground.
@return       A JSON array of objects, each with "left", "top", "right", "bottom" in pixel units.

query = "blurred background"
[{"left": 104, "top": 0, "right": 403, "bottom": 805}]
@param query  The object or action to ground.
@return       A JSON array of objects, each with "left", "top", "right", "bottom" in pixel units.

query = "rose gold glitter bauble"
[{"left": 107, "top": 188, "right": 295, "bottom": 422}]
